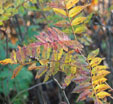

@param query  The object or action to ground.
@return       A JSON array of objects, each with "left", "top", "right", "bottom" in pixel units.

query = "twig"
[
  {"left": 11, "top": 79, "right": 53, "bottom": 103},
  {"left": 53, "top": 77, "right": 70, "bottom": 104}
]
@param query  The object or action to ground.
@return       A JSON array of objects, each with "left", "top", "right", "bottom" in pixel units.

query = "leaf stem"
[
  {"left": 87, "top": 59, "right": 99, "bottom": 102},
  {"left": 64, "top": 1, "right": 77, "bottom": 40}
]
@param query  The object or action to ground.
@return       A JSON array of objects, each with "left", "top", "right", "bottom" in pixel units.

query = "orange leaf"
[
  {"left": 0, "top": 59, "right": 14, "bottom": 65},
  {"left": 28, "top": 63, "right": 37, "bottom": 70},
  {"left": 12, "top": 65, "right": 23, "bottom": 79}
]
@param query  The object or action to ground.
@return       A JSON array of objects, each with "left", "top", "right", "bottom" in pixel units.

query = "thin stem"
[
  {"left": 80, "top": 51, "right": 99, "bottom": 101},
  {"left": 53, "top": 77, "right": 70, "bottom": 104},
  {"left": 105, "top": 82, "right": 113, "bottom": 92},
  {"left": 64, "top": 1, "right": 77, "bottom": 40},
  {"left": 87, "top": 59, "right": 99, "bottom": 102},
  {"left": 11, "top": 80, "right": 53, "bottom": 103}
]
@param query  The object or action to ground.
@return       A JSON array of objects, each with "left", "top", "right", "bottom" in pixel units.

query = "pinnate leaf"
[
  {"left": 71, "top": 17, "right": 86, "bottom": 26},
  {"left": 39, "top": 59, "right": 49, "bottom": 65},
  {"left": 12, "top": 65, "right": 24, "bottom": 79},
  {"left": 35, "top": 68, "right": 47, "bottom": 79},
  {"left": 0, "top": 59, "right": 14, "bottom": 65},
  {"left": 72, "top": 83, "right": 91, "bottom": 93},
  {"left": 63, "top": 75, "right": 74, "bottom": 87},
  {"left": 28, "top": 63, "right": 37, "bottom": 70},
  {"left": 88, "top": 48, "right": 99, "bottom": 60},
  {"left": 66, "top": 0, "right": 79, "bottom": 9},
  {"left": 72, "top": 76, "right": 89, "bottom": 83},
  {"left": 74, "top": 25, "right": 86, "bottom": 34},
  {"left": 69, "top": 5, "right": 89, "bottom": 17},
  {"left": 70, "top": 66, "right": 76, "bottom": 74},
  {"left": 53, "top": 8, "right": 66, "bottom": 16},
  {"left": 92, "top": 70, "right": 110, "bottom": 81},
  {"left": 54, "top": 20, "right": 69, "bottom": 27},
  {"left": 90, "top": 57, "right": 104, "bottom": 67},
  {"left": 92, "top": 78, "right": 107, "bottom": 86},
  {"left": 92, "top": 65, "right": 108, "bottom": 74},
  {"left": 76, "top": 89, "right": 92, "bottom": 102},
  {"left": 97, "top": 91, "right": 111, "bottom": 99},
  {"left": 58, "top": 48, "right": 63, "bottom": 60},
  {"left": 94, "top": 84, "right": 110, "bottom": 92}
]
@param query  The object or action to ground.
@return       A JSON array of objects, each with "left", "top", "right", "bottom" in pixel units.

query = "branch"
[
  {"left": 53, "top": 77, "right": 70, "bottom": 104},
  {"left": 11, "top": 79, "right": 53, "bottom": 103}
]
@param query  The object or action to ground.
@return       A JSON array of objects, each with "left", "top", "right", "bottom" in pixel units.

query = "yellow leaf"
[
  {"left": 93, "top": 78, "right": 107, "bottom": 86},
  {"left": 88, "top": 48, "right": 99, "bottom": 60},
  {"left": 36, "top": 46, "right": 40, "bottom": 56},
  {"left": 70, "top": 66, "right": 76, "bottom": 74},
  {"left": 64, "top": 75, "right": 74, "bottom": 86},
  {"left": 69, "top": 4, "right": 90, "bottom": 17},
  {"left": 92, "top": 65, "right": 108, "bottom": 74},
  {"left": 12, "top": 50, "right": 17, "bottom": 63},
  {"left": 66, "top": 0, "right": 79, "bottom": 9},
  {"left": 58, "top": 48, "right": 63, "bottom": 60},
  {"left": 3, "top": 0, "right": 14, "bottom": 9},
  {"left": 12, "top": 65, "right": 23, "bottom": 79},
  {"left": 44, "top": 70, "right": 51, "bottom": 82},
  {"left": 35, "top": 68, "right": 47, "bottom": 79},
  {"left": 92, "top": 71, "right": 110, "bottom": 81},
  {"left": 65, "top": 53, "right": 72, "bottom": 63},
  {"left": 53, "top": 50, "right": 58, "bottom": 61},
  {"left": 71, "top": 17, "right": 86, "bottom": 26},
  {"left": 74, "top": 25, "right": 86, "bottom": 34},
  {"left": 0, "top": 59, "right": 14, "bottom": 65},
  {"left": 53, "top": 8, "right": 66, "bottom": 16},
  {"left": 0, "top": 9, "right": 4, "bottom": 14},
  {"left": 94, "top": 84, "right": 110, "bottom": 92},
  {"left": 46, "top": 48, "right": 51, "bottom": 59},
  {"left": 43, "top": 7, "right": 51, "bottom": 11},
  {"left": 39, "top": 59, "right": 49, "bottom": 65},
  {"left": 69, "top": 6, "right": 83, "bottom": 17},
  {"left": 97, "top": 91, "right": 111, "bottom": 99},
  {"left": 42, "top": 49, "right": 46, "bottom": 59},
  {"left": 90, "top": 57, "right": 104, "bottom": 67},
  {"left": 98, "top": 70, "right": 110, "bottom": 76}
]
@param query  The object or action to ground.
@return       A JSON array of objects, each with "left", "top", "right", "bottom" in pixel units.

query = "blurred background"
[{"left": 0, "top": 0, "right": 113, "bottom": 104}]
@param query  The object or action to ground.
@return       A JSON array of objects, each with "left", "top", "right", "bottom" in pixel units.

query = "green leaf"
[{"left": 88, "top": 48, "right": 99, "bottom": 60}]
